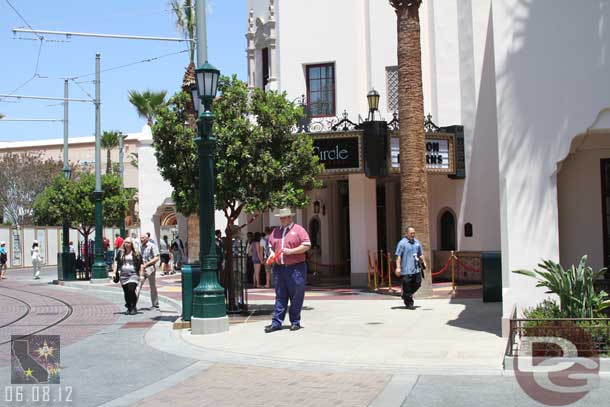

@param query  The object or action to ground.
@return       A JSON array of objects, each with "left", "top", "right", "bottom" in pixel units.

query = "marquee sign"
[
  {"left": 389, "top": 132, "right": 456, "bottom": 175},
  {"left": 312, "top": 132, "right": 363, "bottom": 174}
]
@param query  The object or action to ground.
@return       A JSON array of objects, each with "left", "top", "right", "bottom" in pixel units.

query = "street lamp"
[
  {"left": 367, "top": 89, "right": 380, "bottom": 121},
  {"left": 190, "top": 61, "right": 229, "bottom": 335}
]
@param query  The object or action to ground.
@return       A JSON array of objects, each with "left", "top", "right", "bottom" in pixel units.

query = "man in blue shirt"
[{"left": 394, "top": 227, "right": 426, "bottom": 309}]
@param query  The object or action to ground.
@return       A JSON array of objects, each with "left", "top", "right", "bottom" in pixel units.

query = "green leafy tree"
[
  {"left": 33, "top": 172, "right": 131, "bottom": 267},
  {"left": 128, "top": 89, "right": 168, "bottom": 126},
  {"left": 101, "top": 130, "right": 120, "bottom": 174},
  {"left": 152, "top": 76, "right": 323, "bottom": 304},
  {"left": 0, "top": 152, "right": 63, "bottom": 226}
]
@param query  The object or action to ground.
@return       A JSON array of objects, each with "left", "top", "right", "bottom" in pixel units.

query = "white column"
[{"left": 348, "top": 174, "right": 377, "bottom": 287}]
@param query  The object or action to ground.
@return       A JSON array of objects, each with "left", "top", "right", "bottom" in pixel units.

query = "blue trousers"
[{"left": 271, "top": 262, "right": 307, "bottom": 327}]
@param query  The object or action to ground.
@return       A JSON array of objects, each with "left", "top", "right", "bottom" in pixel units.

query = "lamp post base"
[{"left": 191, "top": 316, "right": 229, "bottom": 335}]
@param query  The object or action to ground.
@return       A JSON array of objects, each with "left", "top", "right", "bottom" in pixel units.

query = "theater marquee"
[
  {"left": 389, "top": 133, "right": 456, "bottom": 175},
  {"left": 311, "top": 132, "right": 363, "bottom": 174}
]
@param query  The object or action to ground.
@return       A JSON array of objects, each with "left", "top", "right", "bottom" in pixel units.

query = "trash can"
[
  {"left": 57, "top": 252, "right": 76, "bottom": 281},
  {"left": 481, "top": 251, "right": 502, "bottom": 302},
  {"left": 181, "top": 263, "right": 201, "bottom": 321}
]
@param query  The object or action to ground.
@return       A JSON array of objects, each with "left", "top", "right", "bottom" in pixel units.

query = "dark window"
[
  {"left": 440, "top": 210, "right": 456, "bottom": 251},
  {"left": 262, "top": 48, "right": 269, "bottom": 90},
  {"left": 602, "top": 159, "right": 610, "bottom": 273},
  {"left": 306, "top": 63, "right": 335, "bottom": 117},
  {"left": 464, "top": 222, "right": 473, "bottom": 238}
]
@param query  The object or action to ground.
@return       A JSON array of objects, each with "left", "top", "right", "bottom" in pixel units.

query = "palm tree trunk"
[
  {"left": 394, "top": 0, "right": 432, "bottom": 295},
  {"left": 106, "top": 149, "right": 111, "bottom": 174}
]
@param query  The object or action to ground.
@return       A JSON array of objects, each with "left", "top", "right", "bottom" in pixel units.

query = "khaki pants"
[{"left": 141, "top": 269, "right": 159, "bottom": 307}]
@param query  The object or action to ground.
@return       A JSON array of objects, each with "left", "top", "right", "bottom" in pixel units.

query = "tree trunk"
[
  {"left": 106, "top": 149, "right": 112, "bottom": 174},
  {"left": 394, "top": 1, "right": 432, "bottom": 295},
  {"left": 223, "top": 224, "right": 237, "bottom": 310}
]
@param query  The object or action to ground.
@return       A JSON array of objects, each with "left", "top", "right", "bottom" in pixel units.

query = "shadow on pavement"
[{"left": 446, "top": 298, "right": 502, "bottom": 336}]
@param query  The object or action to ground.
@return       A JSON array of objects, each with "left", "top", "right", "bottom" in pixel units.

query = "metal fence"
[
  {"left": 506, "top": 315, "right": 610, "bottom": 357},
  {"left": 224, "top": 239, "right": 248, "bottom": 313}
]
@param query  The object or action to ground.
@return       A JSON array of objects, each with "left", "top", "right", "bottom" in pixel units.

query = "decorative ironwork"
[
  {"left": 388, "top": 111, "right": 399, "bottom": 131},
  {"left": 424, "top": 113, "right": 440, "bottom": 133},
  {"left": 331, "top": 110, "right": 359, "bottom": 132},
  {"left": 293, "top": 102, "right": 361, "bottom": 133}
]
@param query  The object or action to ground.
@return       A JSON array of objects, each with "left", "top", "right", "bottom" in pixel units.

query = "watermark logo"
[
  {"left": 11, "top": 335, "right": 60, "bottom": 384},
  {"left": 514, "top": 333, "right": 599, "bottom": 406}
]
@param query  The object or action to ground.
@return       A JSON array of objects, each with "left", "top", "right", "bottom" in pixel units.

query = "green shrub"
[{"left": 514, "top": 255, "right": 610, "bottom": 318}]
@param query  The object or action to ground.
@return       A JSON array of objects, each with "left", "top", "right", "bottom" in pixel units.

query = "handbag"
[{"left": 113, "top": 270, "right": 120, "bottom": 283}]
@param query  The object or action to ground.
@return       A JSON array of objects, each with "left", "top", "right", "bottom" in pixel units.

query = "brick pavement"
[
  {"left": 0, "top": 281, "right": 119, "bottom": 366},
  {"left": 133, "top": 363, "right": 391, "bottom": 407}
]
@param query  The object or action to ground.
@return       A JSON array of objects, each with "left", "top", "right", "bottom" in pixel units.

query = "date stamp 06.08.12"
[{"left": 5, "top": 335, "right": 73, "bottom": 405}]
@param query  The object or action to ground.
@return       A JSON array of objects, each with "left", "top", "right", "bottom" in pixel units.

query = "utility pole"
[
  {"left": 58, "top": 79, "right": 76, "bottom": 280},
  {"left": 91, "top": 53, "right": 107, "bottom": 281}
]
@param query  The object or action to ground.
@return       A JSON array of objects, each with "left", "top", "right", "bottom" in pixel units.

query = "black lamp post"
[{"left": 189, "top": 62, "right": 229, "bottom": 334}]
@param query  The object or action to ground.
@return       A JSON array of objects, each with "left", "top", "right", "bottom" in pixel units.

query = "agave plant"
[{"left": 514, "top": 255, "right": 610, "bottom": 318}]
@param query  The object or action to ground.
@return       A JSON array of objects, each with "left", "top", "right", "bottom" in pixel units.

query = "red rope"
[
  {"left": 431, "top": 256, "right": 452, "bottom": 277},
  {"left": 454, "top": 257, "right": 482, "bottom": 273}
]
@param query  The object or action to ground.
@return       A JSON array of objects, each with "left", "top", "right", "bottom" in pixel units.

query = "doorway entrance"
[{"left": 602, "top": 159, "right": 610, "bottom": 273}]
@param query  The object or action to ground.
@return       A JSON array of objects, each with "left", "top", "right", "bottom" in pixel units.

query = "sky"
[{"left": 0, "top": 0, "right": 246, "bottom": 141}]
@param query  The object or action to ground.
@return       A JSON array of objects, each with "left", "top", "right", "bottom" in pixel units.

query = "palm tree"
[
  {"left": 127, "top": 90, "right": 167, "bottom": 126},
  {"left": 169, "top": 0, "right": 197, "bottom": 111},
  {"left": 101, "top": 130, "right": 120, "bottom": 174},
  {"left": 390, "top": 0, "right": 432, "bottom": 294},
  {"left": 170, "top": 0, "right": 195, "bottom": 65}
]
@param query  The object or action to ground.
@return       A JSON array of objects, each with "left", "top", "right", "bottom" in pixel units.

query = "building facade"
[{"left": 245, "top": 0, "right": 610, "bottom": 332}]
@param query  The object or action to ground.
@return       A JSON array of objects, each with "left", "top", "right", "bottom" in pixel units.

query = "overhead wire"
[
  {"left": 5, "top": 0, "right": 43, "bottom": 40},
  {"left": 67, "top": 49, "right": 189, "bottom": 80}
]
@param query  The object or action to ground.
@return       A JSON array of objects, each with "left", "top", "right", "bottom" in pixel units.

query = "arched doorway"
[
  {"left": 558, "top": 131, "right": 610, "bottom": 273},
  {"left": 439, "top": 209, "right": 456, "bottom": 251}
]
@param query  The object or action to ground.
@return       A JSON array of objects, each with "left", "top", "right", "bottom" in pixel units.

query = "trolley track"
[{"left": 0, "top": 285, "right": 74, "bottom": 345}]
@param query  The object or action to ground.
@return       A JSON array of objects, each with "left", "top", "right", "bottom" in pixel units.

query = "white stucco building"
[{"left": 245, "top": 0, "right": 610, "bottom": 332}]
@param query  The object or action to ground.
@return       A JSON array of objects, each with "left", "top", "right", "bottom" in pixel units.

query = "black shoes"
[
  {"left": 289, "top": 324, "right": 302, "bottom": 331},
  {"left": 127, "top": 307, "right": 137, "bottom": 315},
  {"left": 264, "top": 324, "right": 282, "bottom": 333}
]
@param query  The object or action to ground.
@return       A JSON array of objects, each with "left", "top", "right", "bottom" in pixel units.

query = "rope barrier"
[
  {"left": 431, "top": 256, "right": 452, "bottom": 277},
  {"left": 454, "top": 257, "right": 482, "bottom": 273}
]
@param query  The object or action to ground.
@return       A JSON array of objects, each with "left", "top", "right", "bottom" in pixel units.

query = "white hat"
[
  {"left": 274, "top": 208, "right": 296, "bottom": 217},
  {"left": 0, "top": 241, "right": 5, "bottom": 245},
  {"left": 33, "top": 240, "right": 39, "bottom": 244}
]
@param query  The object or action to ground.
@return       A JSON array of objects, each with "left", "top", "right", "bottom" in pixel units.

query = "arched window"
[{"left": 440, "top": 210, "right": 456, "bottom": 251}]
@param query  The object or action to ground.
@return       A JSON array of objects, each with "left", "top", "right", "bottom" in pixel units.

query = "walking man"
[
  {"left": 394, "top": 227, "right": 426, "bottom": 310},
  {"left": 140, "top": 233, "right": 160, "bottom": 310},
  {"left": 265, "top": 208, "right": 311, "bottom": 333}
]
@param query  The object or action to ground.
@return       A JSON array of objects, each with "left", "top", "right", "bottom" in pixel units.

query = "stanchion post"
[
  {"left": 387, "top": 253, "right": 392, "bottom": 291},
  {"left": 373, "top": 252, "right": 378, "bottom": 290},
  {"left": 451, "top": 250, "right": 456, "bottom": 293},
  {"left": 367, "top": 251, "right": 371, "bottom": 289},
  {"left": 379, "top": 250, "right": 385, "bottom": 285}
]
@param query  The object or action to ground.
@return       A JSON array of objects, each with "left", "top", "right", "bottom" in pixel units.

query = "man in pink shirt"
[{"left": 265, "top": 208, "right": 311, "bottom": 333}]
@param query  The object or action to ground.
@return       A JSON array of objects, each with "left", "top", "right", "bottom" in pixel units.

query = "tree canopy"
[
  {"left": 33, "top": 172, "right": 130, "bottom": 238},
  {"left": 0, "top": 152, "right": 63, "bottom": 226},
  {"left": 152, "top": 75, "right": 323, "bottom": 230}
]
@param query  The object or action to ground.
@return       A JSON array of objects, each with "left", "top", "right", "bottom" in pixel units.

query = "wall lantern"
[
  {"left": 313, "top": 200, "right": 321, "bottom": 214},
  {"left": 367, "top": 88, "right": 380, "bottom": 121}
]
